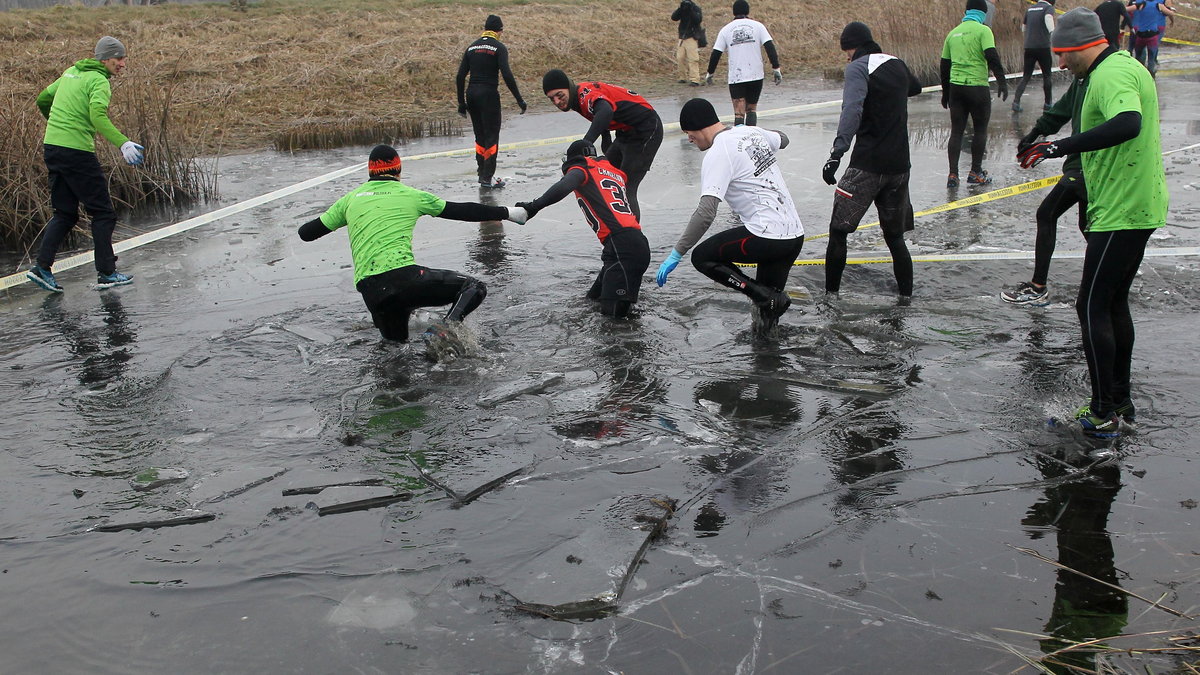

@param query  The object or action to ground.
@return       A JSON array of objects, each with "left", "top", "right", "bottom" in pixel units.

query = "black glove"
[
  {"left": 996, "top": 81, "right": 1009, "bottom": 101},
  {"left": 822, "top": 157, "right": 840, "bottom": 186},
  {"left": 458, "top": 103, "right": 467, "bottom": 118},
  {"left": 518, "top": 100, "right": 527, "bottom": 115},
  {"left": 940, "top": 90, "right": 949, "bottom": 110},
  {"left": 1016, "top": 130, "right": 1041, "bottom": 156},
  {"left": 515, "top": 201, "right": 540, "bottom": 218},
  {"left": 1017, "top": 140, "right": 1062, "bottom": 169}
]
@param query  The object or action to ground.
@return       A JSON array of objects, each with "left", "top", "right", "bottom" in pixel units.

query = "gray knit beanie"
[
  {"left": 94, "top": 36, "right": 126, "bottom": 61},
  {"left": 1051, "top": 8, "right": 1107, "bottom": 52}
]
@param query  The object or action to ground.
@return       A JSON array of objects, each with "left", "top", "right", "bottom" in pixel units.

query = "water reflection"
[
  {"left": 692, "top": 348, "right": 804, "bottom": 536},
  {"left": 469, "top": 188, "right": 511, "bottom": 275},
  {"left": 1023, "top": 458, "right": 1127, "bottom": 673},
  {"left": 39, "top": 293, "right": 137, "bottom": 389},
  {"left": 824, "top": 398, "right": 907, "bottom": 516},
  {"left": 553, "top": 328, "right": 666, "bottom": 440}
]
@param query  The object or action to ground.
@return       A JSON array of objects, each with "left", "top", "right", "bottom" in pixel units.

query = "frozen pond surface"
[{"left": 2, "top": 59, "right": 1200, "bottom": 673}]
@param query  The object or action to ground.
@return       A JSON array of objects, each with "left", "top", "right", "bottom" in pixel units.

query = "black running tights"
[{"left": 1075, "top": 228, "right": 1153, "bottom": 416}]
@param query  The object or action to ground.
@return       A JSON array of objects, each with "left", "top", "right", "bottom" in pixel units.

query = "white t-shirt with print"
[
  {"left": 713, "top": 18, "right": 773, "bottom": 84},
  {"left": 701, "top": 126, "right": 803, "bottom": 240}
]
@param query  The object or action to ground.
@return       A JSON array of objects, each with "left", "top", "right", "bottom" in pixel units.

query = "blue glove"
[{"left": 656, "top": 250, "right": 683, "bottom": 287}]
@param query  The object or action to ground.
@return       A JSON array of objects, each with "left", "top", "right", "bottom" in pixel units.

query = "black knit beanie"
[
  {"left": 484, "top": 14, "right": 503, "bottom": 31},
  {"left": 542, "top": 69, "right": 572, "bottom": 94},
  {"left": 839, "top": 22, "right": 873, "bottom": 51},
  {"left": 966, "top": 0, "right": 987, "bottom": 12},
  {"left": 368, "top": 144, "right": 401, "bottom": 177},
  {"left": 732, "top": 0, "right": 749, "bottom": 16},
  {"left": 679, "top": 98, "right": 720, "bottom": 132}
]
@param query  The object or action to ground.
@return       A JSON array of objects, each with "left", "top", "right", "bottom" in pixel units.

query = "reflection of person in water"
[
  {"left": 1023, "top": 459, "right": 1127, "bottom": 673},
  {"left": 691, "top": 349, "right": 804, "bottom": 536},
  {"left": 467, "top": 188, "right": 511, "bottom": 277},
  {"left": 40, "top": 293, "right": 136, "bottom": 388},
  {"left": 824, "top": 398, "right": 907, "bottom": 516}
]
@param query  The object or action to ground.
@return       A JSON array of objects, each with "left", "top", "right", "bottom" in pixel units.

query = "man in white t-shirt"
[
  {"left": 656, "top": 98, "right": 804, "bottom": 334},
  {"left": 705, "top": 0, "right": 782, "bottom": 126}
]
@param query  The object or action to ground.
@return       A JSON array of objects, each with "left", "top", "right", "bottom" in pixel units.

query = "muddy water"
[{"left": 2, "top": 61, "right": 1199, "bottom": 674}]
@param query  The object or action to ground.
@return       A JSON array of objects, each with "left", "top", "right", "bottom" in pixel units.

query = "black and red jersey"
[
  {"left": 566, "top": 157, "right": 642, "bottom": 243},
  {"left": 573, "top": 82, "right": 658, "bottom": 136}
]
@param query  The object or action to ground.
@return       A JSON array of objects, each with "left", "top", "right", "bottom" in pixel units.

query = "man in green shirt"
[
  {"left": 27, "top": 36, "right": 144, "bottom": 293},
  {"left": 298, "top": 145, "right": 528, "bottom": 343},
  {"left": 1016, "top": 8, "right": 1167, "bottom": 438},
  {"left": 940, "top": 0, "right": 1009, "bottom": 188}
]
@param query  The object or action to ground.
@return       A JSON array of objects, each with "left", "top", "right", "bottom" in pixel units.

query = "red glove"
[{"left": 1017, "top": 141, "right": 1062, "bottom": 169}]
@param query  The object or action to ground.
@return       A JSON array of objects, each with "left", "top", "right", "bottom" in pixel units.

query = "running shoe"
[
  {"left": 1011, "top": 101, "right": 1022, "bottom": 113},
  {"left": 479, "top": 177, "right": 506, "bottom": 189},
  {"left": 966, "top": 170, "right": 992, "bottom": 186},
  {"left": 1043, "top": 103, "right": 1053, "bottom": 112},
  {"left": 26, "top": 265, "right": 64, "bottom": 293},
  {"left": 946, "top": 173, "right": 959, "bottom": 188},
  {"left": 96, "top": 271, "right": 133, "bottom": 289},
  {"left": 1077, "top": 411, "right": 1121, "bottom": 438},
  {"left": 1077, "top": 402, "right": 1136, "bottom": 426},
  {"left": 1001, "top": 281, "right": 1049, "bottom": 306}
]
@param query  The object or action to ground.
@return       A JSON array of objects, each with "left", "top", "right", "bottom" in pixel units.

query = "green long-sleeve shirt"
[{"left": 36, "top": 58, "right": 129, "bottom": 153}]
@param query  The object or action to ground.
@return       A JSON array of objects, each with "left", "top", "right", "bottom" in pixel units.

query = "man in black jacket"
[
  {"left": 672, "top": 0, "right": 705, "bottom": 86},
  {"left": 455, "top": 15, "right": 527, "bottom": 189},
  {"left": 821, "top": 22, "right": 922, "bottom": 303}
]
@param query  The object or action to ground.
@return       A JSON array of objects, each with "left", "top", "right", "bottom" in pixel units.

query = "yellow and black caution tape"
[{"left": 806, "top": 176, "right": 1062, "bottom": 242}]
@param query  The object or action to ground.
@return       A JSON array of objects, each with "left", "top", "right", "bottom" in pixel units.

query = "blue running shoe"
[
  {"left": 1075, "top": 406, "right": 1121, "bottom": 438},
  {"left": 96, "top": 271, "right": 133, "bottom": 289},
  {"left": 27, "top": 266, "right": 64, "bottom": 293}
]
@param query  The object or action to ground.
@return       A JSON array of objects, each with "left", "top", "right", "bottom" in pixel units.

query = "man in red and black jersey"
[
  {"left": 516, "top": 140, "right": 651, "bottom": 318},
  {"left": 541, "top": 69, "right": 663, "bottom": 220},
  {"left": 455, "top": 15, "right": 526, "bottom": 189}
]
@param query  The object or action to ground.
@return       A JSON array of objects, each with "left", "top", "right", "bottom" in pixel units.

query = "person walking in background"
[
  {"left": 297, "top": 145, "right": 528, "bottom": 342},
  {"left": 1129, "top": 0, "right": 1175, "bottom": 77},
  {"left": 821, "top": 22, "right": 922, "bottom": 304},
  {"left": 515, "top": 140, "right": 651, "bottom": 319},
  {"left": 541, "top": 69, "right": 663, "bottom": 219},
  {"left": 672, "top": 0, "right": 705, "bottom": 87},
  {"left": 1094, "top": 0, "right": 1131, "bottom": 49},
  {"left": 456, "top": 14, "right": 527, "bottom": 189},
  {"left": 27, "top": 36, "right": 144, "bottom": 293},
  {"left": 705, "top": 0, "right": 781, "bottom": 127},
  {"left": 941, "top": 0, "right": 1008, "bottom": 188},
  {"left": 656, "top": 98, "right": 803, "bottom": 335},
  {"left": 1002, "top": 75, "right": 1089, "bottom": 307},
  {"left": 1012, "top": 0, "right": 1057, "bottom": 113},
  {"left": 1016, "top": 8, "right": 1167, "bottom": 437}
]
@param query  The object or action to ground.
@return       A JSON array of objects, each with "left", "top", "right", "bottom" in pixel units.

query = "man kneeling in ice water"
[
  {"left": 515, "top": 139, "right": 651, "bottom": 319},
  {"left": 297, "top": 144, "right": 527, "bottom": 342},
  {"left": 656, "top": 98, "right": 803, "bottom": 334}
]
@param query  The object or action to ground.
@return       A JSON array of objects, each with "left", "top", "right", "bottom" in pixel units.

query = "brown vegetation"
[{"left": 2, "top": 0, "right": 1196, "bottom": 250}]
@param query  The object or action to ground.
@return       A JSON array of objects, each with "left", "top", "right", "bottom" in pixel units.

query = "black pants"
[
  {"left": 1075, "top": 228, "right": 1154, "bottom": 417},
  {"left": 1032, "top": 169, "right": 1087, "bottom": 286},
  {"left": 691, "top": 226, "right": 804, "bottom": 303},
  {"left": 36, "top": 144, "right": 119, "bottom": 274},
  {"left": 586, "top": 228, "right": 651, "bottom": 318},
  {"left": 467, "top": 85, "right": 502, "bottom": 182},
  {"left": 1014, "top": 48, "right": 1054, "bottom": 107},
  {"left": 606, "top": 117, "right": 663, "bottom": 220},
  {"left": 826, "top": 168, "right": 915, "bottom": 296},
  {"left": 356, "top": 265, "right": 487, "bottom": 341},
  {"left": 947, "top": 84, "right": 991, "bottom": 175}
]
